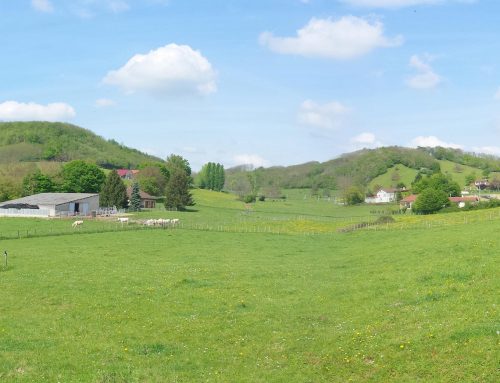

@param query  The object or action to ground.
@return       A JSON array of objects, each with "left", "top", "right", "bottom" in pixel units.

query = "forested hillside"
[
  {"left": 225, "top": 146, "right": 500, "bottom": 195},
  {"left": 0, "top": 121, "right": 162, "bottom": 168},
  {"left": 226, "top": 146, "right": 440, "bottom": 192}
]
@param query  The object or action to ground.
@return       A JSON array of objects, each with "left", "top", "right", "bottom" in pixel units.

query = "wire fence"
[{"left": 1, "top": 207, "right": 500, "bottom": 240}]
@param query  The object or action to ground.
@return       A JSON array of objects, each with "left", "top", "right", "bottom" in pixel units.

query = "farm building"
[
  {"left": 117, "top": 169, "right": 139, "bottom": 180},
  {"left": 400, "top": 194, "right": 479, "bottom": 210},
  {"left": 0, "top": 193, "right": 99, "bottom": 217},
  {"left": 126, "top": 187, "right": 158, "bottom": 209},
  {"left": 365, "top": 188, "right": 398, "bottom": 204}
]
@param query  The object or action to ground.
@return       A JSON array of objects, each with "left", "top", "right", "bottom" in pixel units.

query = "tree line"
[{"left": 19, "top": 154, "right": 204, "bottom": 211}]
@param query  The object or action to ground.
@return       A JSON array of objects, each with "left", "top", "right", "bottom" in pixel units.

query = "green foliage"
[
  {"left": 22, "top": 169, "right": 54, "bottom": 196},
  {"left": 344, "top": 186, "right": 364, "bottom": 205},
  {"left": 413, "top": 188, "right": 450, "bottom": 214},
  {"left": 243, "top": 194, "right": 257, "bottom": 203},
  {"left": 465, "top": 172, "right": 477, "bottom": 186},
  {"left": 129, "top": 182, "right": 142, "bottom": 211},
  {"left": 100, "top": 170, "right": 128, "bottom": 208},
  {"left": 413, "top": 173, "right": 461, "bottom": 197},
  {"left": 226, "top": 146, "right": 440, "bottom": 190},
  {"left": 137, "top": 166, "right": 168, "bottom": 196},
  {"left": 60, "top": 160, "right": 106, "bottom": 193},
  {"left": 166, "top": 154, "right": 191, "bottom": 177},
  {"left": 0, "top": 121, "right": 162, "bottom": 168},
  {"left": 197, "top": 162, "right": 225, "bottom": 191},
  {"left": 164, "top": 169, "right": 195, "bottom": 211},
  {"left": 423, "top": 146, "right": 500, "bottom": 172}
]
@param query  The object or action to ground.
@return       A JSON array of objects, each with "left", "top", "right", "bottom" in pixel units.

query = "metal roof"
[{"left": 0, "top": 193, "right": 99, "bottom": 207}]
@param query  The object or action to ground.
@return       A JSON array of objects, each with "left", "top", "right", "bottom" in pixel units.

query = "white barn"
[
  {"left": 0, "top": 193, "right": 99, "bottom": 217},
  {"left": 365, "top": 188, "right": 398, "bottom": 204}
]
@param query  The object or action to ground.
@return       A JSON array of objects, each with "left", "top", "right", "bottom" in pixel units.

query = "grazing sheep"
[
  {"left": 72, "top": 220, "right": 84, "bottom": 228},
  {"left": 156, "top": 218, "right": 170, "bottom": 226},
  {"left": 117, "top": 217, "right": 129, "bottom": 224},
  {"left": 144, "top": 219, "right": 155, "bottom": 226},
  {"left": 171, "top": 218, "right": 180, "bottom": 225}
]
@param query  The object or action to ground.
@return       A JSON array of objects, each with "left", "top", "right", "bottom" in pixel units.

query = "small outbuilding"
[
  {"left": 126, "top": 187, "right": 158, "bottom": 209},
  {"left": 0, "top": 193, "right": 99, "bottom": 217}
]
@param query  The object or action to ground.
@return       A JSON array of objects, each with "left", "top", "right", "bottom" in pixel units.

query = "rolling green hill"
[
  {"left": 226, "top": 146, "right": 500, "bottom": 194},
  {"left": 0, "top": 121, "right": 162, "bottom": 168},
  {"left": 226, "top": 146, "right": 440, "bottom": 193}
]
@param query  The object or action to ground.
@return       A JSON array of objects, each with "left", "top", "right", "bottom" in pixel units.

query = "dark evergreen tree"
[
  {"left": 164, "top": 169, "right": 194, "bottom": 211},
  {"left": 129, "top": 182, "right": 142, "bottom": 211},
  {"left": 100, "top": 170, "right": 128, "bottom": 208}
]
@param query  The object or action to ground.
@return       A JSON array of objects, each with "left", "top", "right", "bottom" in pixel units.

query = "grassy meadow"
[{"left": 0, "top": 189, "right": 498, "bottom": 382}]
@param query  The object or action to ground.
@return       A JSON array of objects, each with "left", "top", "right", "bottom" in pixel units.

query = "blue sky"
[{"left": 1, "top": 0, "right": 499, "bottom": 170}]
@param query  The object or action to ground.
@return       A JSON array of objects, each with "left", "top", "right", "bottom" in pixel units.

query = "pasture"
[{"left": 0, "top": 190, "right": 498, "bottom": 382}]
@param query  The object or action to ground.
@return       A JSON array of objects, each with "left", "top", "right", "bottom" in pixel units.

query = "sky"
[{"left": 1, "top": 0, "right": 500, "bottom": 170}]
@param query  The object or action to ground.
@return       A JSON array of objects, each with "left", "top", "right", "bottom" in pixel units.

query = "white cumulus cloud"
[
  {"left": 0, "top": 101, "right": 75, "bottom": 121},
  {"left": 259, "top": 16, "right": 402, "bottom": 60},
  {"left": 351, "top": 132, "right": 383, "bottom": 148},
  {"left": 233, "top": 154, "right": 269, "bottom": 168},
  {"left": 410, "top": 135, "right": 462, "bottom": 149},
  {"left": 103, "top": 44, "right": 217, "bottom": 96},
  {"left": 298, "top": 100, "right": 351, "bottom": 130},
  {"left": 406, "top": 54, "right": 442, "bottom": 89},
  {"left": 32, "top": 0, "right": 54, "bottom": 13}
]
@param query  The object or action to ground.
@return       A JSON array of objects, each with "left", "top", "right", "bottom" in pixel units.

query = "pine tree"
[
  {"left": 100, "top": 170, "right": 128, "bottom": 208},
  {"left": 129, "top": 182, "right": 142, "bottom": 211}
]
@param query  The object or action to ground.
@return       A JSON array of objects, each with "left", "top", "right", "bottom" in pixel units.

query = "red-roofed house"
[
  {"left": 117, "top": 169, "right": 139, "bottom": 180},
  {"left": 401, "top": 194, "right": 479, "bottom": 210},
  {"left": 449, "top": 196, "right": 479, "bottom": 208},
  {"left": 400, "top": 194, "right": 417, "bottom": 209}
]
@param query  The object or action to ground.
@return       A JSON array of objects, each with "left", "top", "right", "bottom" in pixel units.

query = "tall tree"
[
  {"left": 137, "top": 166, "right": 168, "bottom": 196},
  {"left": 100, "top": 170, "right": 128, "bottom": 208},
  {"left": 60, "top": 160, "right": 106, "bottom": 193},
  {"left": 165, "top": 169, "right": 195, "bottom": 210},
  {"left": 198, "top": 162, "right": 225, "bottom": 191},
  {"left": 166, "top": 154, "right": 191, "bottom": 177},
  {"left": 129, "top": 182, "right": 142, "bottom": 212}
]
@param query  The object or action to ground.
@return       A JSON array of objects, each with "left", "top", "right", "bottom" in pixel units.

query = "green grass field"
[{"left": 0, "top": 190, "right": 498, "bottom": 382}]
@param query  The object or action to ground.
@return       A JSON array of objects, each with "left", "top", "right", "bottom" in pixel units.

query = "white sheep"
[
  {"left": 72, "top": 220, "right": 83, "bottom": 228},
  {"left": 117, "top": 217, "right": 129, "bottom": 224}
]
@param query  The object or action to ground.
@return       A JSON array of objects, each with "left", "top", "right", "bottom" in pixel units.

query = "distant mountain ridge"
[{"left": 0, "top": 121, "right": 163, "bottom": 168}]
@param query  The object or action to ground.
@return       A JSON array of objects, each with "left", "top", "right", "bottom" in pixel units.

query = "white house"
[
  {"left": 365, "top": 188, "right": 398, "bottom": 204},
  {"left": 0, "top": 193, "right": 100, "bottom": 217}
]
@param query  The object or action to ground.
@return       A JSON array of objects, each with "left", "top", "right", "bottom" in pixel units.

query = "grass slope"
[
  {"left": 369, "top": 164, "right": 418, "bottom": 190},
  {"left": 438, "top": 160, "right": 482, "bottom": 187},
  {"left": 0, "top": 190, "right": 498, "bottom": 382},
  {"left": 0, "top": 121, "right": 162, "bottom": 168}
]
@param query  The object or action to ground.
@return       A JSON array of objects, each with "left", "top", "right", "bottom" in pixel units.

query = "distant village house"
[
  {"left": 126, "top": 187, "right": 157, "bottom": 209},
  {"left": 365, "top": 188, "right": 399, "bottom": 204},
  {"left": 117, "top": 169, "right": 139, "bottom": 180}
]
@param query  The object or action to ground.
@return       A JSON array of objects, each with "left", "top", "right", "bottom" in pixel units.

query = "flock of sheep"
[{"left": 71, "top": 217, "right": 180, "bottom": 228}]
